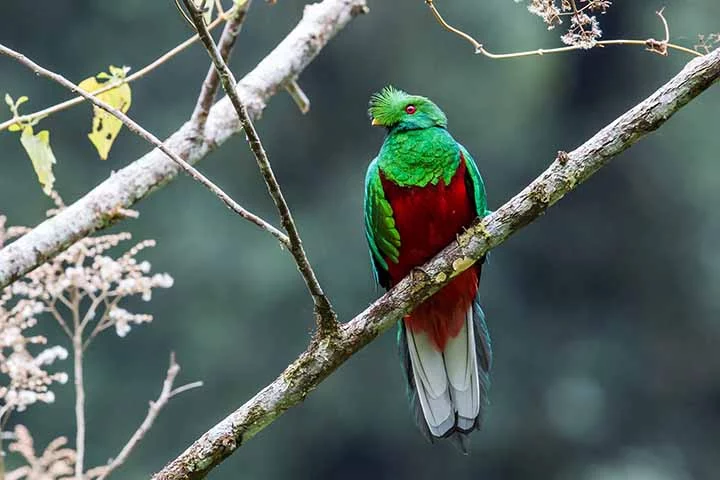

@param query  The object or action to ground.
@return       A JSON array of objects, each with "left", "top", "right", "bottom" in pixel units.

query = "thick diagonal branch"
[
  {"left": 183, "top": 0, "right": 338, "bottom": 335},
  {"left": 0, "top": 0, "right": 368, "bottom": 290},
  {"left": 152, "top": 48, "right": 720, "bottom": 480}
]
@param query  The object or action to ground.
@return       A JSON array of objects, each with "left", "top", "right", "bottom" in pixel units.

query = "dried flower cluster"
[
  {"left": 527, "top": 0, "right": 611, "bottom": 49},
  {"left": 0, "top": 217, "right": 67, "bottom": 413},
  {"left": 0, "top": 215, "right": 29, "bottom": 249},
  {"left": 0, "top": 289, "right": 67, "bottom": 412},
  {"left": 5, "top": 425, "right": 75, "bottom": 480},
  {"left": 695, "top": 33, "right": 720, "bottom": 55},
  {"left": 0, "top": 198, "right": 174, "bottom": 478},
  {"left": 2, "top": 194, "right": 173, "bottom": 343},
  {"left": 21, "top": 231, "right": 174, "bottom": 340}
]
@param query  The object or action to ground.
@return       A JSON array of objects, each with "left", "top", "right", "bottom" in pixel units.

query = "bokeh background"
[{"left": 1, "top": 1, "right": 720, "bottom": 479}]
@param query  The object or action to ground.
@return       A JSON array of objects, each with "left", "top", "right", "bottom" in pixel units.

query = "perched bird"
[{"left": 364, "top": 87, "right": 492, "bottom": 452}]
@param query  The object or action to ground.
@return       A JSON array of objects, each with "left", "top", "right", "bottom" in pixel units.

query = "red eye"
[{"left": 405, "top": 105, "right": 417, "bottom": 114}]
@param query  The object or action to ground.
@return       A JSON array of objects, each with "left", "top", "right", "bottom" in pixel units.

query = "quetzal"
[{"left": 364, "top": 87, "right": 493, "bottom": 452}]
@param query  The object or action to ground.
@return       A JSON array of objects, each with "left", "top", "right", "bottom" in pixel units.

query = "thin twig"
[
  {"left": 215, "top": 0, "right": 226, "bottom": 16},
  {"left": 78, "top": 294, "right": 104, "bottom": 332},
  {"left": 0, "top": 43, "right": 290, "bottom": 249},
  {"left": 285, "top": 79, "right": 311, "bottom": 114},
  {"left": 83, "top": 297, "right": 121, "bottom": 350},
  {"left": 425, "top": 0, "right": 703, "bottom": 59},
  {"left": 0, "top": 10, "right": 233, "bottom": 133},
  {"left": 645, "top": 8, "right": 671, "bottom": 56},
  {"left": 0, "top": 404, "right": 13, "bottom": 479},
  {"left": 183, "top": 0, "right": 338, "bottom": 336},
  {"left": 71, "top": 291, "right": 85, "bottom": 480},
  {"left": 174, "top": 0, "right": 195, "bottom": 28},
  {"left": 192, "top": 0, "right": 252, "bottom": 129},
  {"left": 94, "top": 354, "right": 201, "bottom": 480},
  {"left": 153, "top": 46, "right": 720, "bottom": 480},
  {"left": 169, "top": 380, "right": 204, "bottom": 397},
  {"left": 48, "top": 302, "right": 73, "bottom": 338}
]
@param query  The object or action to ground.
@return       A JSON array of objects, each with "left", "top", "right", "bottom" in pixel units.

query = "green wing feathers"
[
  {"left": 460, "top": 145, "right": 490, "bottom": 218},
  {"left": 364, "top": 144, "right": 487, "bottom": 284},
  {"left": 364, "top": 158, "right": 401, "bottom": 277}
]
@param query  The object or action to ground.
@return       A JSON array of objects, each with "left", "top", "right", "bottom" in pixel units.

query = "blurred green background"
[{"left": 2, "top": 1, "right": 720, "bottom": 479}]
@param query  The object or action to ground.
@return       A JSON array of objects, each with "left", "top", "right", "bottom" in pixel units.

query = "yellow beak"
[{"left": 371, "top": 117, "right": 381, "bottom": 126}]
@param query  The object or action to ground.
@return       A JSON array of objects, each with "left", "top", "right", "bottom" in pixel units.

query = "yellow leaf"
[
  {"left": 20, "top": 126, "right": 57, "bottom": 196},
  {"left": 78, "top": 70, "right": 132, "bottom": 160},
  {"left": 108, "top": 65, "right": 131, "bottom": 78}
]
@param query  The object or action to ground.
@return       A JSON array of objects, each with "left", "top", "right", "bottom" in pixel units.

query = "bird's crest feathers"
[{"left": 368, "top": 86, "right": 447, "bottom": 129}]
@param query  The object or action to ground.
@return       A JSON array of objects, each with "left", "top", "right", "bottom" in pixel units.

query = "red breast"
[{"left": 380, "top": 155, "right": 479, "bottom": 350}]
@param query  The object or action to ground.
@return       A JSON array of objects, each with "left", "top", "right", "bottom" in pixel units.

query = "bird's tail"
[{"left": 398, "top": 298, "right": 492, "bottom": 454}]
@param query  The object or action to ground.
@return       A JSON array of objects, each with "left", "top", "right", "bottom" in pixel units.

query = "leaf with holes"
[
  {"left": 20, "top": 126, "right": 57, "bottom": 195},
  {"left": 78, "top": 66, "right": 132, "bottom": 160}
]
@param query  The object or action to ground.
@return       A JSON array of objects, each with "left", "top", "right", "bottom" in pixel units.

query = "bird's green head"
[{"left": 368, "top": 86, "right": 447, "bottom": 132}]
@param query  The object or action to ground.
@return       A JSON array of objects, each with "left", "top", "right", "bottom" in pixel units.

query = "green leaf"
[
  {"left": 16, "top": 96, "right": 28, "bottom": 107},
  {"left": 19, "top": 126, "right": 57, "bottom": 196},
  {"left": 8, "top": 123, "right": 22, "bottom": 132},
  {"left": 4, "top": 93, "right": 13, "bottom": 109}
]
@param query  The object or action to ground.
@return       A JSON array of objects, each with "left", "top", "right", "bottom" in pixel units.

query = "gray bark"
[
  {"left": 151, "top": 46, "right": 720, "bottom": 480},
  {"left": 0, "top": 0, "right": 368, "bottom": 289}
]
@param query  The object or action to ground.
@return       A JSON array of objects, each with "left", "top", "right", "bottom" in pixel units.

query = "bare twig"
[
  {"left": 48, "top": 302, "right": 73, "bottom": 338},
  {"left": 0, "top": 0, "right": 368, "bottom": 291},
  {"left": 191, "top": 0, "right": 252, "bottom": 128},
  {"left": 169, "top": 381, "right": 204, "bottom": 398},
  {"left": 645, "top": 8, "right": 671, "bottom": 56},
  {"left": 94, "top": 354, "right": 201, "bottom": 480},
  {"left": 285, "top": 79, "right": 310, "bottom": 114},
  {"left": 425, "top": 0, "right": 703, "bottom": 59},
  {"left": 214, "top": 0, "right": 225, "bottom": 18},
  {"left": 0, "top": 43, "right": 290, "bottom": 249},
  {"left": 71, "top": 296, "right": 85, "bottom": 480},
  {"left": 82, "top": 297, "right": 121, "bottom": 351},
  {"left": 153, "top": 46, "right": 720, "bottom": 480},
  {"left": 183, "top": 0, "right": 338, "bottom": 336},
  {"left": 0, "top": 405, "right": 12, "bottom": 479},
  {"left": 0, "top": 9, "right": 233, "bottom": 133}
]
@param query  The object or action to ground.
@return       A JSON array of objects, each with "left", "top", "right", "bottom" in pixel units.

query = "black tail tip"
[{"left": 446, "top": 431, "right": 471, "bottom": 455}]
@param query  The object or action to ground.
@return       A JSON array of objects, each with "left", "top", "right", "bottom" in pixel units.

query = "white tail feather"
[
  {"left": 405, "top": 328, "right": 454, "bottom": 436},
  {"left": 405, "top": 306, "right": 480, "bottom": 437},
  {"left": 445, "top": 307, "right": 480, "bottom": 429}
]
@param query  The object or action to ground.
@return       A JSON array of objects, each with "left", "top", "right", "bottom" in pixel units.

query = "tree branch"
[
  {"left": 92, "top": 354, "right": 202, "bottom": 480},
  {"left": 0, "top": 0, "right": 368, "bottom": 290},
  {"left": 191, "top": 0, "right": 251, "bottom": 128},
  {"left": 425, "top": 0, "right": 702, "bottom": 59},
  {"left": 152, "top": 47, "right": 720, "bottom": 480},
  {"left": 0, "top": 42, "right": 291, "bottom": 249},
  {"left": 183, "top": 0, "right": 338, "bottom": 335}
]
